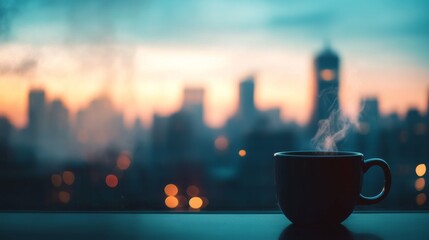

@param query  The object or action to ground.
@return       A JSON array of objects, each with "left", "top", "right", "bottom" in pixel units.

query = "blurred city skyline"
[
  {"left": 1, "top": 0, "right": 429, "bottom": 128},
  {"left": 1, "top": 0, "right": 428, "bottom": 210}
]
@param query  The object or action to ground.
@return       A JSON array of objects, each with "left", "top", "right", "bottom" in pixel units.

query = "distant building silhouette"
[
  {"left": 357, "top": 97, "right": 381, "bottom": 157},
  {"left": 309, "top": 45, "right": 341, "bottom": 135},
  {"left": 75, "top": 95, "right": 126, "bottom": 154},
  {"left": 46, "top": 99, "right": 71, "bottom": 159},
  {"left": 181, "top": 87, "right": 205, "bottom": 130},
  {"left": 27, "top": 89, "right": 47, "bottom": 144},
  {"left": 238, "top": 76, "right": 257, "bottom": 120}
]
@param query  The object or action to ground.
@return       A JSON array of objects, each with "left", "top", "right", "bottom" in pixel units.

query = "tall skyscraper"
[
  {"left": 238, "top": 75, "right": 257, "bottom": 120},
  {"left": 27, "top": 89, "right": 47, "bottom": 142},
  {"left": 358, "top": 97, "right": 380, "bottom": 156},
  {"left": 182, "top": 87, "right": 205, "bottom": 127},
  {"left": 309, "top": 45, "right": 341, "bottom": 134},
  {"left": 45, "top": 99, "right": 71, "bottom": 159}
]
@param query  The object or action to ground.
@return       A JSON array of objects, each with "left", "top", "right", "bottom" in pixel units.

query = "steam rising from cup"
[{"left": 311, "top": 110, "right": 352, "bottom": 151}]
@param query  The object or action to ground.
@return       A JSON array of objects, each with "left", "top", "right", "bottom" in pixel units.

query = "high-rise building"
[
  {"left": 48, "top": 99, "right": 69, "bottom": 136},
  {"left": 309, "top": 45, "right": 341, "bottom": 134},
  {"left": 358, "top": 97, "right": 380, "bottom": 156},
  {"left": 27, "top": 89, "right": 46, "bottom": 142},
  {"left": 45, "top": 99, "right": 71, "bottom": 159},
  {"left": 238, "top": 76, "right": 257, "bottom": 120},
  {"left": 75, "top": 95, "right": 126, "bottom": 153},
  {"left": 182, "top": 87, "right": 205, "bottom": 127}
]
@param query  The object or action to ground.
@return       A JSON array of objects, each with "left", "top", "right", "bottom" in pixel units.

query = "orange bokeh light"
[
  {"left": 320, "top": 69, "right": 335, "bottom": 81},
  {"left": 105, "top": 174, "right": 119, "bottom": 188},
  {"left": 63, "top": 171, "right": 75, "bottom": 186},
  {"left": 186, "top": 185, "right": 200, "bottom": 197},
  {"left": 59, "top": 191, "right": 70, "bottom": 204},
  {"left": 51, "top": 174, "right": 62, "bottom": 187},
  {"left": 416, "top": 193, "right": 427, "bottom": 206},
  {"left": 116, "top": 154, "right": 131, "bottom": 170},
  {"left": 215, "top": 136, "right": 228, "bottom": 151},
  {"left": 165, "top": 196, "right": 179, "bottom": 209},
  {"left": 416, "top": 164, "right": 426, "bottom": 177},
  {"left": 238, "top": 149, "right": 247, "bottom": 157},
  {"left": 415, "top": 178, "right": 425, "bottom": 191},
  {"left": 164, "top": 184, "right": 179, "bottom": 196},
  {"left": 189, "top": 197, "right": 203, "bottom": 209}
]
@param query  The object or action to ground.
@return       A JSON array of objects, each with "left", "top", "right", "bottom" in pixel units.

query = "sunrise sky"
[{"left": 0, "top": 0, "right": 428, "bottom": 128}]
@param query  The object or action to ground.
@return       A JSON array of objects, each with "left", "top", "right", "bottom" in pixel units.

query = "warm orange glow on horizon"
[{"left": 0, "top": 44, "right": 428, "bottom": 129}]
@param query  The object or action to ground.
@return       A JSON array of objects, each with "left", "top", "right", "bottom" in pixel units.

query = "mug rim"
[{"left": 274, "top": 151, "right": 363, "bottom": 158}]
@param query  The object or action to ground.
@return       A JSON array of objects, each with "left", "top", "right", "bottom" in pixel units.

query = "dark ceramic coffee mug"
[{"left": 274, "top": 151, "right": 391, "bottom": 225}]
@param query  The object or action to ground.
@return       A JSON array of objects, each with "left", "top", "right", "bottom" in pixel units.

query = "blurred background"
[{"left": 0, "top": 0, "right": 428, "bottom": 211}]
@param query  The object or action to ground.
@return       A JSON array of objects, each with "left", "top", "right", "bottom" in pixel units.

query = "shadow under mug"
[{"left": 274, "top": 151, "right": 391, "bottom": 225}]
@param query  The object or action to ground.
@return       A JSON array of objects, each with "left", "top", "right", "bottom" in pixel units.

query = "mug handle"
[{"left": 358, "top": 158, "right": 392, "bottom": 205}]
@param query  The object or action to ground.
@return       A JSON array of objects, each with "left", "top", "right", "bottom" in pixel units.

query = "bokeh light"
[
  {"left": 59, "top": 191, "right": 70, "bottom": 204},
  {"left": 165, "top": 196, "right": 179, "bottom": 209},
  {"left": 415, "top": 178, "right": 425, "bottom": 191},
  {"left": 215, "top": 136, "right": 228, "bottom": 151},
  {"left": 186, "top": 185, "right": 200, "bottom": 197},
  {"left": 416, "top": 193, "right": 427, "bottom": 206},
  {"left": 321, "top": 69, "right": 335, "bottom": 81},
  {"left": 189, "top": 197, "right": 203, "bottom": 209},
  {"left": 116, "top": 154, "right": 131, "bottom": 170},
  {"left": 416, "top": 164, "right": 426, "bottom": 177},
  {"left": 51, "top": 174, "right": 62, "bottom": 187},
  {"left": 238, "top": 149, "right": 247, "bottom": 157},
  {"left": 105, "top": 174, "right": 119, "bottom": 188},
  {"left": 164, "top": 184, "right": 178, "bottom": 196},
  {"left": 62, "top": 171, "right": 75, "bottom": 186}
]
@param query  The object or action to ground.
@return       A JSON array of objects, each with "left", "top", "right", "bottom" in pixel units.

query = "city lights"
[
  {"left": 416, "top": 163, "right": 426, "bottom": 177},
  {"left": 239, "top": 149, "right": 247, "bottom": 157},
  {"left": 215, "top": 136, "right": 229, "bottom": 151},
  {"left": 59, "top": 191, "right": 70, "bottom": 204},
  {"left": 105, "top": 174, "right": 119, "bottom": 188},
  {"left": 164, "top": 184, "right": 178, "bottom": 196},
  {"left": 62, "top": 171, "right": 75, "bottom": 186},
  {"left": 416, "top": 164, "right": 426, "bottom": 177},
  {"left": 186, "top": 185, "right": 200, "bottom": 197},
  {"left": 165, "top": 196, "right": 179, "bottom": 209},
  {"left": 189, "top": 197, "right": 203, "bottom": 209},
  {"left": 416, "top": 193, "right": 427, "bottom": 206},
  {"left": 116, "top": 153, "right": 131, "bottom": 170},
  {"left": 320, "top": 69, "right": 335, "bottom": 81},
  {"left": 415, "top": 178, "right": 425, "bottom": 191}
]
